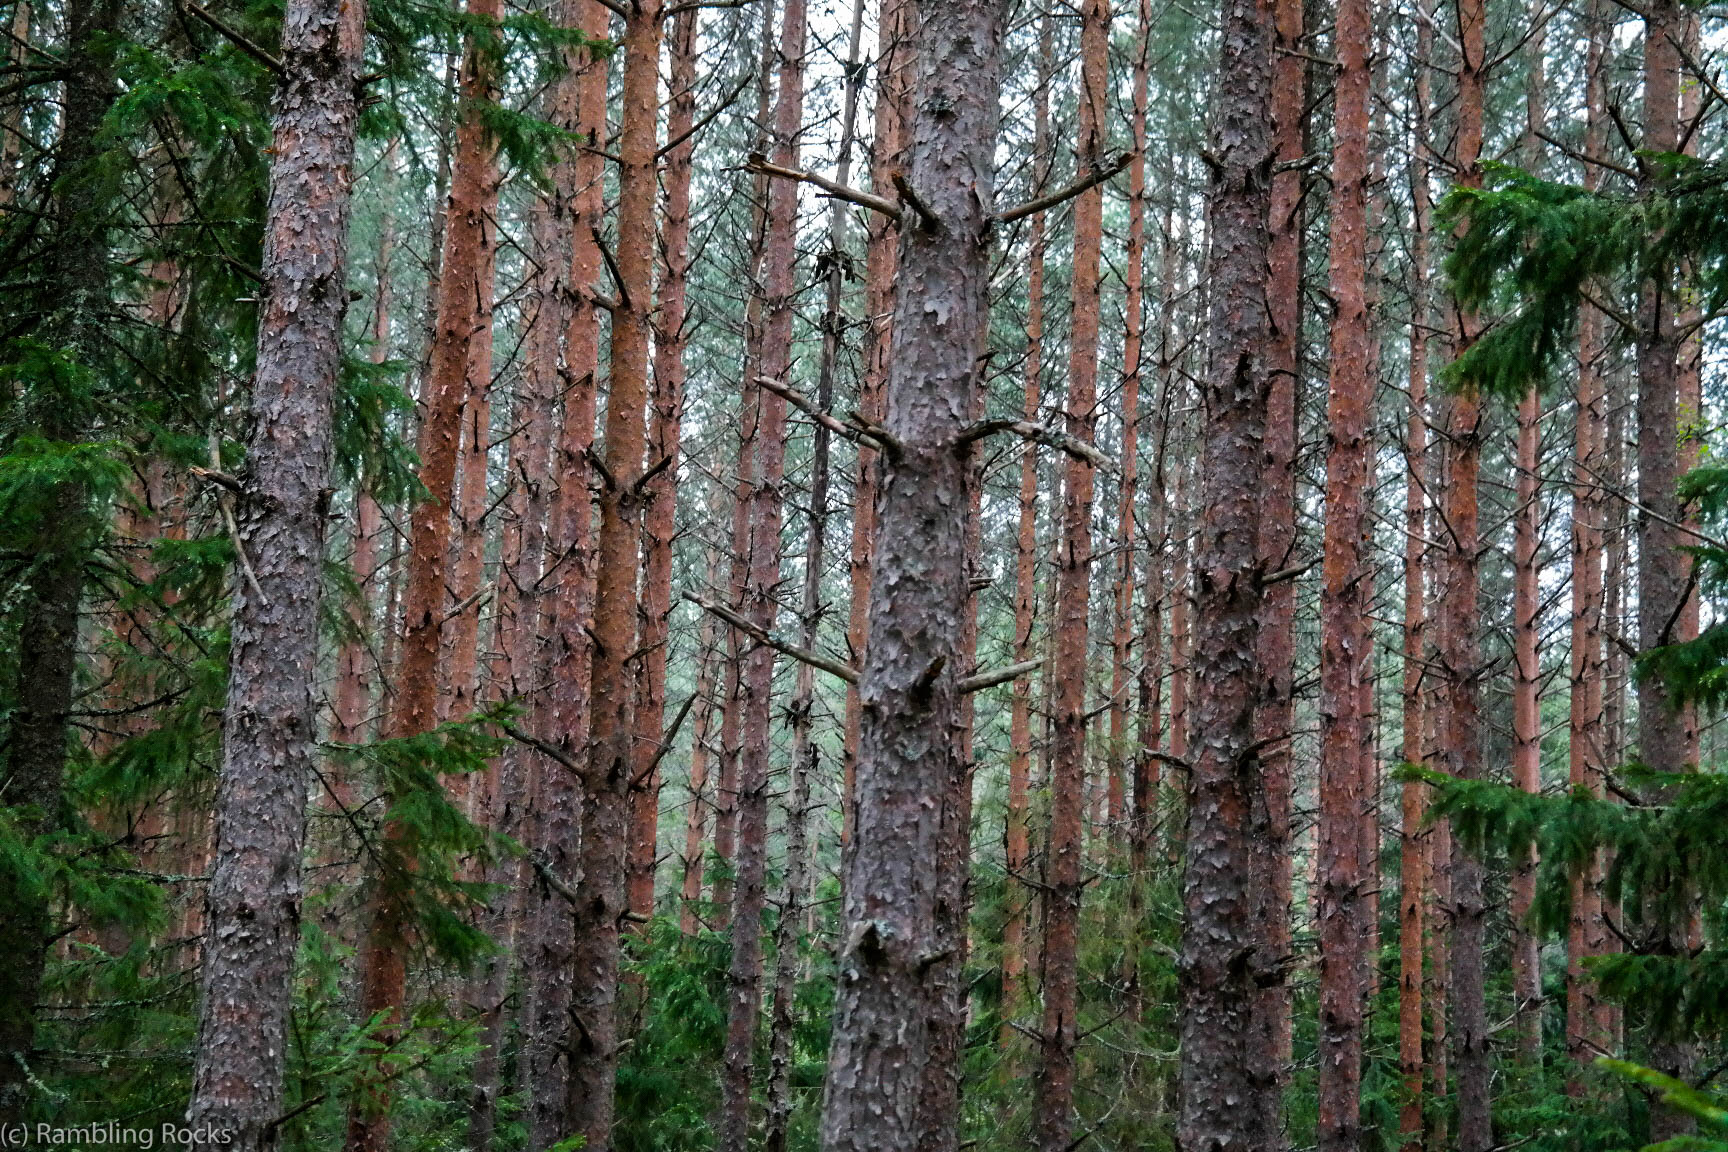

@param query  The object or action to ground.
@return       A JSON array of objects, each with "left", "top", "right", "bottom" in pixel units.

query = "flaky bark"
[
  {"left": 818, "top": 1, "right": 1004, "bottom": 1147},
  {"left": 186, "top": 0, "right": 364, "bottom": 1143},
  {"left": 1035, "top": 0, "right": 1107, "bottom": 1144},
  {"left": 1176, "top": 0, "right": 1282, "bottom": 1141},
  {"left": 1638, "top": 0, "right": 1694, "bottom": 1132},
  {"left": 1258, "top": 0, "right": 1304, "bottom": 1085},
  {"left": 1317, "top": 0, "right": 1373, "bottom": 1138}
]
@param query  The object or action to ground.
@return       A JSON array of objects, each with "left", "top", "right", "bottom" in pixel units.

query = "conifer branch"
[{"left": 178, "top": 0, "right": 284, "bottom": 75}]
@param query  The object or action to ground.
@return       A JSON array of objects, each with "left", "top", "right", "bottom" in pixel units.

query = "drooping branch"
[
  {"left": 957, "top": 418, "right": 1116, "bottom": 472},
  {"left": 995, "top": 151, "right": 1133, "bottom": 224},
  {"left": 891, "top": 172, "right": 941, "bottom": 231},
  {"left": 745, "top": 152, "right": 902, "bottom": 221}
]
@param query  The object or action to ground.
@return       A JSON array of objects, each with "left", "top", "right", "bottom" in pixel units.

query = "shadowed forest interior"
[{"left": 4, "top": 0, "right": 1728, "bottom": 1147}]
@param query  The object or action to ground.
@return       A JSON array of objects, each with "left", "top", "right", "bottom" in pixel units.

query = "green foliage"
[
  {"left": 326, "top": 709, "right": 516, "bottom": 969},
  {"left": 1600, "top": 1060, "right": 1728, "bottom": 1151}
]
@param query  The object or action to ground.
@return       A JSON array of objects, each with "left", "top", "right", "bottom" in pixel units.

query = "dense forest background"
[{"left": 3, "top": 0, "right": 1728, "bottom": 1147}]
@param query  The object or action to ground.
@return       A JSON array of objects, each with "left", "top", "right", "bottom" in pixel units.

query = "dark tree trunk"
[
  {"left": 818, "top": 1, "right": 1004, "bottom": 1147},
  {"left": 0, "top": 0, "right": 120, "bottom": 1125},
  {"left": 1176, "top": 0, "right": 1282, "bottom": 1139},
  {"left": 185, "top": 0, "right": 364, "bottom": 1143}
]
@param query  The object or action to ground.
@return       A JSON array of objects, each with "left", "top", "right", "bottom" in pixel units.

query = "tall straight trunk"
[
  {"left": 564, "top": 0, "right": 660, "bottom": 1144},
  {"left": 1116, "top": 0, "right": 1152, "bottom": 1015},
  {"left": 1259, "top": 0, "right": 1304, "bottom": 1087},
  {"left": 1508, "top": 12, "right": 1547, "bottom": 1065},
  {"left": 818, "top": 0, "right": 1004, "bottom": 1146},
  {"left": 185, "top": 0, "right": 363, "bottom": 1141},
  {"left": 714, "top": 3, "right": 780, "bottom": 924},
  {"left": 629, "top": 0, "right": 700, "bottom": 923},
  {"left": 346, "top": 0, "right": 501, "bottom": 1141},
  {"left": 1440, "top": 0, "right": 1490, "bottom": 1141},
  {"left": 447, "top": 231, "right": 499, "bottom": 729},
  {"left": 1002, "top": 14, "right": 1052, "bottom": 1047},
  {"left": 519, "top": 12, "right": 605, "bottom": 1148},
  {"left": 1510, "top": 383, "right": 1543, "bottom": 1061},
  {"left": 719, "top": 0, "right": 806, "bottom": 1143},
  {"left": 335, "top": 213, "right": 394, "bottom": 747},
  {"left": 1638, "top": 0, "right": 1693, "bottom": 1132},
  {"left": 1177, "top": 0, "right": 1281, "bottom": 1140},
  {"left": 680, "top": 596, "right": 720, "bottom": 934},
  {"left": 765, "top": 0, "right": 863, "bottom": 1141},
  {"left": 842, "top": 0, "right": 909, "bottom": 847},
  {"left": 1168, "top": 453, "right": 1190, "bottom": 766},
  {"left": 1035, "top": 0, "right": 1107, "bottom": 1143},
  {"left": 638, "top": 0, "right": 698, "bottom": 928},
  {"left": 1316, "top": 0, "right": 1373, "bottom": 1139},
  {"left": 1565, "top": 3, "right": 1609, "bottom": 1081},
  {"left": 1398, "top": 15, "right": 1433, "bottom": 1134},
  {"left": 0, "top": 0, "right": 118, "bottom": 1122}
]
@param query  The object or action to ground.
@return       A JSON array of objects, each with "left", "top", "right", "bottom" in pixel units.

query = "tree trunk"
[
  {"left": 1316, "top": 0, "right": 1372, "bottom": 1139},
  {"left": 1002, "top": 12, "right": 1051, "bottom": 1051},
  {"left": 1508, "top": 10, "right": 1547, "bottom": 1065},
  {"left": 1109, "top": 0, "right": 1148, "bottom": 844},
  {"left": 1176, "top": 0, "right": 1281, "bottom": 1140},
  {"left": 1258, "top": 0, "right": 1305, "bottom": 1090},
  {"left": 628, "top": 0, "right": 700, "bottom": 925},
  {"left": 0, "top": 0, "right": 119, "bottom": 1122},
  {"left": 185, "top": 0, "right": 364, "bottom": 1142},
  {"left": 563, "top": 0, "right": 660, "bottom": 1144},
  {"left": 719, "top": 0, "right": 805, "bottom": 1143},
  {"left": 680, "top": 570, "right": 721, "bottom": 935},
  {"left": 517, "top": 11, "right": 606, "bottom": 1148},
  {"left": 1398, "top": 14, "right": 1433, "bottom": 1133},
  {"left": 818, "top": 1, "right": 1004, "bottom": 1146},
  {"left": 1638, "top": 0, "right": 1694, "bottom": 1133},
  {"left": 765, "top": 0, "right": 862, "bottom": 1140},
  {"left": 345, "top": 0, "right": 501, "bottom": 1141},
  {"left": 842, "top": 0, "right": 909, "bottom": 850},
  {"left": 1034, "top": 0, "right": 1107, "bottom": 1143},
  {"left": 1440, "top": 0, "right": 1490, "bottom": 1141}
]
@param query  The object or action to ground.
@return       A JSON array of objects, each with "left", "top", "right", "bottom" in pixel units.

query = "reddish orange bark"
[
  {"left": 1316, "top": 0, "right": 1373, "bottom": 1136},
  {"left": 346, "top": 0, "right": 501, "bottom": 1141},
  {"left": 1034, "top": 0, "right": 1106, "bottom": 1142},
  {"left": 628, "top": 0, "right": 700, "bottom": 924},
  {"left": 1001, "top": 14, "right": 1051, "bottom": 1049},
  {"left": 1399, "top": 19, "right": 1433, "bottom": 1133}
]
